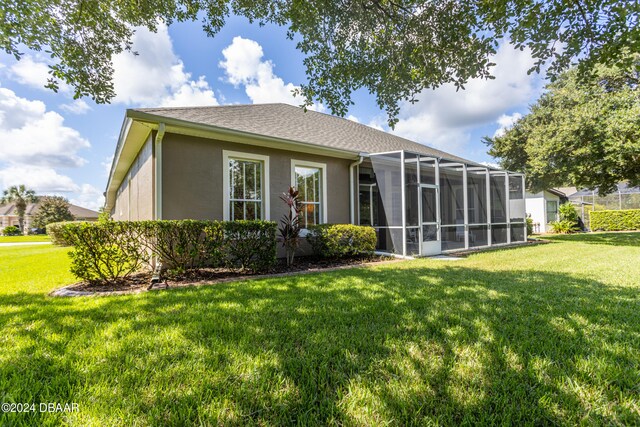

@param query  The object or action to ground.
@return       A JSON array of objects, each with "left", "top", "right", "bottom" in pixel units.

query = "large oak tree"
[
  {"left": 2, "top": 0, "right": 638, "bottom": 125},
  {"left": 484, "top": 58, "right": 640, "bottom": 195}
]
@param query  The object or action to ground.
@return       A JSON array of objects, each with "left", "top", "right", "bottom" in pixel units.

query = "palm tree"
[{"left": 1, "top": 185, "right": 38, "bottom": 234}]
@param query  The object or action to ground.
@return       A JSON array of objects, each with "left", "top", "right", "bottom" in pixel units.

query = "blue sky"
[{"left": 0, "top": 16, "right": 545, "bottom": 210}]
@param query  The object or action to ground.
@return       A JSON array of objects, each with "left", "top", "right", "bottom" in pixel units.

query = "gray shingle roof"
[{"left": 132, "top": 103, "right": 478, "bottom": 164}]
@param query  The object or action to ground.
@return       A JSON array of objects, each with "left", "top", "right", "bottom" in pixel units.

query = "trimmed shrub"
[
  {"left": 549, "top": 220, "right": 581, "bottom": 234},
  {"left": 61, "top": 221, "right": 148, "bottom": 284},
  {"left": 137, "top": 220, "right": 225, "bottom": 273},
  {"left": 589, "top": 209, "right": 640, "bottom": 231},
  {"left": 526, "top": 217, "right": 534, "bottom": 235},
  {"left": 47, "top": 221, "right": 85, "bottom": 245},
  {"left": 59, "top": 219, "right": 278, "bottom": 284},
  {"left": 223, "top": 220, "right": 277, "bottom": 272},
  {"left": 2, "top": 225, "right": 21, "bottom": 236},
  {"left": 308, "top": 224, "right": 377, "bottom": 258}
]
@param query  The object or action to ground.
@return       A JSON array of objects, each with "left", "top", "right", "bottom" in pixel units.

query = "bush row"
[
  {"left": 47, "top": 221, "right": 86, "bottom": 245},
  {"left": 308, "top": 224, "right": 377, "bottom": 258},
  {"left": 589, "top": 209, "right": 640, "bottom": 231},
  {"left": 57, "top": 220, "right": 277, "bottom": 284}
]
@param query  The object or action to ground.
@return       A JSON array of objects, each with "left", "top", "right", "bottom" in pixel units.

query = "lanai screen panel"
[
  {"left": 405, "top": 152, "right": 420, "bottom": 255},
  {"left": 359, "top": 153, "right": 403, "bottom": 254},
  {"left": 509, "top": 174, "right": 526, "bottom": 242},
  {"left": 439, "top": 163, "right": 465, "bottom": 251},
  {"left": 467, "top": 169, "right": 489, "bottom": 248}
]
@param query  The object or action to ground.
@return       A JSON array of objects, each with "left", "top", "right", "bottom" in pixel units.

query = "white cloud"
[
  {"left": 69, "top": 184, "right": 104, "bottom": 211},
  {"left": 102, "top": 154, "right": 115, "bottom": 177},
  {"left": 60, "top": 99, "right": 91, "bottom": 115},
  {"left": 0, "top": 88, "right": 90, "bottom": 168},
  {"left": 493, "top": 112, "right": 523, "bottom": 137},
  {"left": 0, "top": 165, "right": 79, "bottom": 193},
  {"left": 391, "top": 43, "right": 541, "bottom": 156},
  {"left": 219, "top": 36, "right": 324, "bottom": 111},
  {"left": 480, "top": 161, "right": 500, "bottom": 169},
  {"left": 112, "top": 24, "right": 218, "bottom": 107},
  {"left": 9, "top": 55, "right": 70, "bottom": 93},
  {"left": 347, "top": 115, "right": 360, "bottom": 123}
]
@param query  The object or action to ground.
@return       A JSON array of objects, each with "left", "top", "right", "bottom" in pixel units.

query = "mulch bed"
[{"left": 61, "top": 254, "right": 395, "bottom": 295}]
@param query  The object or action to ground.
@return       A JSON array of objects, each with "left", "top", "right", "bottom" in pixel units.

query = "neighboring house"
[
  {"left": 0, "top": 202, "right": 99, "bottom": 234},
  {"left": 525, "top": 189, "right": 569, "bottom": 233},
  {"left": 106, "top": 103, "right": 528, "bottom": 257}
]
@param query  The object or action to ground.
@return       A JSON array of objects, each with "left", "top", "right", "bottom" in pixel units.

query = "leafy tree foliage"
[
  {"left": 1, "top": 185, "right": 38, "bottom": 232},
  {"left": 485, "top": 59, "right": 640, "bottom": 195},
  {"left": 32, "top": 196, "right": 75, "bottom": 228},
  {"left": 2, "top": 0, "right": 638, "bottom": 124}
]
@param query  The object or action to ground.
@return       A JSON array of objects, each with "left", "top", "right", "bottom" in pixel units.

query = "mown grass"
[
  {"left": 0, "top": 235, "right": 50, "bottom": 243},
  {"left": 1, "top": 234, "right": 639, "bottom": 426},
  {"left": 0, "top": 244, "right": 73, "bottom": 294}
]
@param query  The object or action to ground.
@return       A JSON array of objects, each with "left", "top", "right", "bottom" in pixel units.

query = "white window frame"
[
  {"left": 223, "top": 150, "right": 270, "bottom": 221},
  {"left": 291, "top": 159, "right": 328, "bottom": 227}
]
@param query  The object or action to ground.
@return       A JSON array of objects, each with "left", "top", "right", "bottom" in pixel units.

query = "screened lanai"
[{"left": 357, "top": 151, "right": 526, "bottom": 256}]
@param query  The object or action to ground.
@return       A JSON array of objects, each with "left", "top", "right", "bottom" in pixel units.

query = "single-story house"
[
  {"left": 525, "top": 189, "right": 569, "bottom": 233},
  {"left": 106, "top": 103, "right": 527, "bottom": 257},
  {"left": 0, "top": 202, "right": 99, "bottom": 234}
]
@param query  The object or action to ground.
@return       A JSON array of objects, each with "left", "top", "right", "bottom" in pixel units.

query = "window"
[
  {"left": 546, "top": 200, "right": 558, "bottom": 223},
  {"left": 223, "top": 151, "right": 270, "bottom": 221},
  {"left": 292, "top": 160, "right": 327, "bottom": 228}
]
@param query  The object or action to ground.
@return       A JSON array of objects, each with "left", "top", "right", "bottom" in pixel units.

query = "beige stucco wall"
[
  {"left": 161, "top": 133, "right": 352, "bottom": 223},
  {"left": 112, "top": 135, "right": 154, "bottom": 220}
]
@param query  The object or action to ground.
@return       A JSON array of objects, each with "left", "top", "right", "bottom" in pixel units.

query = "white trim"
[
  {"left": 223, "top": 150, "right": 270, "bottom": 221},
  {"left": 291, "top": 159, "right": 328, "bottom": 225}
]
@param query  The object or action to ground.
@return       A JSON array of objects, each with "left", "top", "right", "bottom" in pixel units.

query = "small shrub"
[
  {"left": 526, "top": 216, "right": 534, "bottom": 235},
  {"left": 550, "top": 220, "right": 581, "bottom": 234},
  {"left": 308, "top": 224, "right": 377, "bottom": 258},
  {"left": 61, "top": 222, "right": 148, "bottom": 284},
  {"left": 2, "top": 225, "right": 20, "bottom": 236},
  {"left": 589, "top": 209, "right": 640, "bottom": 231},
  {"left": 47, "top": 221, "right": 84, "bottom": 246},
  {"left": 549, "top": 203, "right": 581, "bottom": 234},
  {"left": 137, "top": 220, "right": 224, "bottom": 273},
  {"left": 223, "top": 220, "right": 277, "bottom": 272}
]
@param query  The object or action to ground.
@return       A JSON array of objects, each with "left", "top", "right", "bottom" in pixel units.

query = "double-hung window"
[
  {"left": 546, "top": 200, "right": 558, "bottom": 223},
  {"left": 223, "top": 151, "right": 270, "bottom": 221},
  {"left": 292, "top": 160, "right": 327, "bottom": 228}
]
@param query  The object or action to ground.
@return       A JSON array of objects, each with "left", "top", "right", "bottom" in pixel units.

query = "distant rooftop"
[{"left": 0, "top": 201, "right": 99, "bottom": 219}]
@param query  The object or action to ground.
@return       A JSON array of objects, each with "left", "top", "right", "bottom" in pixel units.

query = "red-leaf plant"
[{"left": 279, "top": 186, "right": 303, "bottom": 266}]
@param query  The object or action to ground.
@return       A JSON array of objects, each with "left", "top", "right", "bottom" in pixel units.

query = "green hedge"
[
  {"left": 61, "top": 221, "right": 148, "bottom": 284},
  {"left": 136, "top": 220, "right": 225, "bottom": 273},
  {"left": 589, "top": 209, "right": 640, "bottom": 231},
  {"left": 2, "top": 225, "right": 21, "bottom": 236},
  {"left": 308, "top": 224, "right": 377, "bottom": 258},
  {"left": 59, "top": 220, "right": 277, "bottom": 285},
  {"left": 47, "top": 221, "right": 87, "bottom": 246}
]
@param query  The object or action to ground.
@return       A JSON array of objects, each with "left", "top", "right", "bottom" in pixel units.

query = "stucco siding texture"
[
  {"left": 161, "top": 133, "right": 351, "bottom": 223},
  {"left": 113, "top": 135, "right": 154, "bottom": 220}
]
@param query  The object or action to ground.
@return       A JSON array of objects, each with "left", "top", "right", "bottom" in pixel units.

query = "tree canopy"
[
  {"left": 32, "top": 196, "right": 75, "bottom": 228},
  {"left": 1, "top": 185, "right": 38, "bottom": 231},
  {"left": 2, "top": 0, "right": 638, "bottom": 124},
  {"left": 484, "top": 58, "right": 640, "bottom": 195}
]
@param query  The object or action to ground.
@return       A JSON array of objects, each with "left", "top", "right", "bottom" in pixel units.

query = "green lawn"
[
  {"left": 0, "top": 235, "right": 50, "bottom": 243},
  {"left": 1, "top": 234, "right": 639, "bottom": 426}
]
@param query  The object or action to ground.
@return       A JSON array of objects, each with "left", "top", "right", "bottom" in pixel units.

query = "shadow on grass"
[
  {"left": 544, "top": 231, "right": 640, "bottom": 247},
  {"left": 1, "top": 265, "right": 639, "bottom": 425}
]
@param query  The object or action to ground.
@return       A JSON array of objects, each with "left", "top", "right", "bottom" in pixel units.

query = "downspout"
[
  {"left": 151, "top": 123, "right": 166, "bottom": 281},
  {"left": 349, "top": 153, "right": 367, "bottom": 224},
  {"left": 154, "top": 123, "right": 166, "bottom": 220}
]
